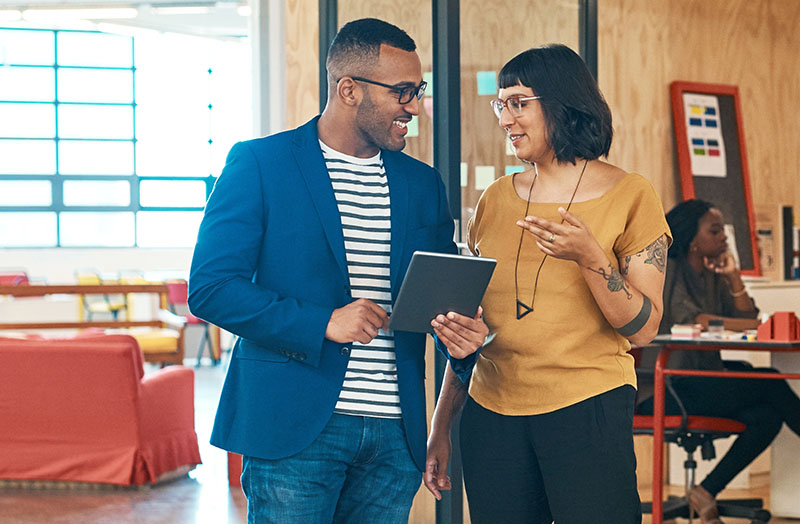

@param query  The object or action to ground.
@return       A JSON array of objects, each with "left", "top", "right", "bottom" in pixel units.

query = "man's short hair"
[
  {"left": 326, "top": 18, "right": 416, "bottom": 80},
  {"left": 498, "top": 44, "right": 613, "bottom": 164}
]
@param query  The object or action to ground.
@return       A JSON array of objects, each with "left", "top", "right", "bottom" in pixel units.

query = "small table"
[{"left": 650, "top": 335, "right": 800, "bottom": 524}]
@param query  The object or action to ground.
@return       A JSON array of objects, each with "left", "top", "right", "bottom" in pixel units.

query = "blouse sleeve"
[{"left": 613, "top": 175, "right": 672, "bottom": 257}]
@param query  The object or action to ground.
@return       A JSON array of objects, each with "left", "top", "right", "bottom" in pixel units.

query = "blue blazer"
[{"left": 189, "top": 117, "right": 458, "bottom": 470}]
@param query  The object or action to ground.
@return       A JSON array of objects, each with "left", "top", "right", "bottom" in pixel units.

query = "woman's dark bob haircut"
[{"left": 498, "top": 44, "right": 613, "bottom": 164}]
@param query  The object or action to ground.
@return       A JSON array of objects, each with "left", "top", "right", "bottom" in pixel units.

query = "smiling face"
[
  {"left": 353, "top": 44, "right": 422, "bottom": 154},
  {"left": 692, "top": 208, "right": 728, "bottom": 257},
  {"left": 496, "top": 83, "right": 551, "bottom": 163}
]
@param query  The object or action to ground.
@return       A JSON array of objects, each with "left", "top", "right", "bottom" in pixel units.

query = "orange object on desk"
[{"left": 757, "top": 311, "right": 800, "bottom": 342}]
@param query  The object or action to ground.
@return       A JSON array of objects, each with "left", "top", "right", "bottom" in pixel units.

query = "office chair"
[
  {"left": 75, "top": 270, "right": 127, "bottom": 321},
  {"left": 632, "top": 347, "right": 771, "bottom": 524},
  {"left": 165, "top": 279, "right": 219, "bottom": 366}
]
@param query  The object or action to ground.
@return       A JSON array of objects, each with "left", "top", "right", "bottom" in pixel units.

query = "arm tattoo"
[
  {"left": 617, "top": 295, "right": 652, "bottom": 337},
  {"left": 644, "top": 235, "right": 668, "bottom": 273},
  {"left": 624, "top": 235, "right": 668, "bottom": 274},
  {"left": 621, "top": 256, "right": 632, "bottom": 276},
  {"left": 587, "top": 264, "right": 633, "bottom": 299}
]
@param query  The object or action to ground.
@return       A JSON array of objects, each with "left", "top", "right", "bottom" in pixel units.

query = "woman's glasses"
[{"left": 490, "top": 95, "right": 542, "bottom": 119}]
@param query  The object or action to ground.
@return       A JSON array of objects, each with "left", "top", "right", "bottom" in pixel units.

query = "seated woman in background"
[{"left": 639, "top": 198, "right": 800, "bottom": 524}]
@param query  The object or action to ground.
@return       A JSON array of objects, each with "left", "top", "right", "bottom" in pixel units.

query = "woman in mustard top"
[{"left": 423, "top": 44, "right": 671, "bottom": 524}]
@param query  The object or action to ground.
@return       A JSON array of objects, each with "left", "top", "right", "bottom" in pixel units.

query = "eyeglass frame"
[
  {"left": 342, "top": 76, "right": 427, "bottom": 105},
  {"left": 490, "top": 95, "right": 542, "bottom": 119}
]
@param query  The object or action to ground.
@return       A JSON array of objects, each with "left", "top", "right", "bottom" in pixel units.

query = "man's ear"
[{"left": 336, "top": 77, "right": 360, "bottom": 107}]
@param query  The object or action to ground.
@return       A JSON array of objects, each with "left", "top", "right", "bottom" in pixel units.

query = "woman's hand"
[
  {"left": 424, "top": 430, "right": 453, "bottom": 500},
  {"left": 431, "top": 307, "right": 488, "bottom": 359},
  {"left": 517, "top": 207, "right": 605, "bottom": 266},
  {"left": 703, "top": 252, "right": 738, "bottom": 277}
]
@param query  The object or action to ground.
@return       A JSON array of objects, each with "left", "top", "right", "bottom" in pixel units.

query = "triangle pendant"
[{"left": 516, "top": 300, "right": 533, "bottom": 319}]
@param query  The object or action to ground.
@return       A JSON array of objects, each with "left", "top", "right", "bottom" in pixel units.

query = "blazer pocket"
[{"left": 236, "top": 339, "right": 291, "bottom": 362}]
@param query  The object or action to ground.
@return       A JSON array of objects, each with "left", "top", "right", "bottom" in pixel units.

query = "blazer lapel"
[
  {"left": 292, "top": 118, "right": 348, "bottom": 281},
  {"left": 383, "top": 152, "right": 408, "bottom": 297}
]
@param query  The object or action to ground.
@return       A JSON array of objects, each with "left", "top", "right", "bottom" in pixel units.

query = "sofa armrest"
[{"left": 138, "top": 366, "right": 196, "bottom": 441}]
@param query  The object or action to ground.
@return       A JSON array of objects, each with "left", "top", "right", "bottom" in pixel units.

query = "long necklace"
[{"left": 514, "top": 158, "right": 589, "bottom": 319}]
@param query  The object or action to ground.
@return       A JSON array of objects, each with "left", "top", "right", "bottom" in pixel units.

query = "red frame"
[{"left": 670, "top": 81, "right": 761, "bottom": 277}]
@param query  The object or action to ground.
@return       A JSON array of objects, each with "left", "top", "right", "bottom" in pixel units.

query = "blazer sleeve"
[{"left": 188, "top": 141, "right": 333, "bottom": 367}]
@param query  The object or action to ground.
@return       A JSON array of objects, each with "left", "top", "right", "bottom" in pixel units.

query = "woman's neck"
[{"left": 687, "top": 252, "right": 706, "bottom": 275}]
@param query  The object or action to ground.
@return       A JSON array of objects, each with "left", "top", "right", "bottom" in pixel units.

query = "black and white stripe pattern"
[{"left": 320, "top": 140, "right": 401, "bottom": 419}]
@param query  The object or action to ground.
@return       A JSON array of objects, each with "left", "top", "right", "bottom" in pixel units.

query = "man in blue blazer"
[{"left": 189, "top": 18, "right": 487, "bottom": 524}]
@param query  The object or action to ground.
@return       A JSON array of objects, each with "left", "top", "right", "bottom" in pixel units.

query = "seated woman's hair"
[
  {"left": 665, "top": 199, "right": 714, "bottom": 259},
  {"left": 498, "top": 44, "right": 612, "bottom": 164}
]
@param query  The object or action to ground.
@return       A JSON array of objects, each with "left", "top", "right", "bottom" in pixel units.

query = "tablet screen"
[{"left": 388, "top": 251, "right": 496, "bottom": 333}]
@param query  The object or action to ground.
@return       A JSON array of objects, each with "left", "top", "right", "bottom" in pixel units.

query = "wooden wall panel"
[
  {"left": 285, "top": 0, "right": 319, "bottom": 129},
  {"left": 599, "top": 0, "right": 800, "bottom": 221}
]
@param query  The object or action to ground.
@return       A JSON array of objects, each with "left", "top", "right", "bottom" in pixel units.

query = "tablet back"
[{"left": 388, "top": 251, "right": 496, "bottom": 333}]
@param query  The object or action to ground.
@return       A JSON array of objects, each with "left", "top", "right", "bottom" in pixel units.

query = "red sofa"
[{"left": 0, "top": 334, "right": 201, "bottom": 485}]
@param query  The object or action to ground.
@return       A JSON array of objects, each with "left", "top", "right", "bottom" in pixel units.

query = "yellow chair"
[{"left": 75, "top": 270, "right": 128, "bottom": 321}]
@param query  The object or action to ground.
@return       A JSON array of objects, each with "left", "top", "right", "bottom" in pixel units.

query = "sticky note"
[
  {"left": 476, "top": 71, "right": 497, "bottom": 96},
  {"left": 505, "top": 165, "right": 525, "bottom": 175},
  {"left": 475, "top": 165, "right": 495, "bottom": 190},
  {"left": 423, "top": 97, "right": 433, "bottom": 117},
  {"left": 423, "top": 72, "right": 433, "bottom": 97},
  {"left": 460, "top": 162, "right": 468, "bottom": 187},
  {"left": 406, "top": 116, "right": 419, "bottom": 137}
]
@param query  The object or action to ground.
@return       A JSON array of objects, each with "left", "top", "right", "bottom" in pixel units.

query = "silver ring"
[{"left": 548, "top": 233, "right": 555, "bottom": 243}]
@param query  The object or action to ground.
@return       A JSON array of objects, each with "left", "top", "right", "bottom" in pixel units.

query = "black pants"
[
  {"left": 638, "top": 365, "right": 800, "bottom": 496},
  {"left": 460, "top": 385, "right": 642, "bottom": 524}
]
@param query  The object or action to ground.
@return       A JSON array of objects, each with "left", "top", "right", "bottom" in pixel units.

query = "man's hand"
[
  {"left": 325, "top": 298, "right": 388, "bottom": 344},
  {"left": 424, "top": 430, "right": 452, "bottom": 500},
  {"left": 431, "top": 306, "right": 488, "bottom": 359}
]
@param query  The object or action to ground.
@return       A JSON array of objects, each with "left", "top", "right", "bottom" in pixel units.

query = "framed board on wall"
[{"left": 670, "top": 81, "right": 761, "bottom": 277}]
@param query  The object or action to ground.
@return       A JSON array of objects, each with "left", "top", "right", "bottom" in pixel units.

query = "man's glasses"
[
  {"left": 490, "top": 95, "right": 542, "bottom": 119},
  {"left": 348, "top": 76, "right": 427, "bottom": 104}
]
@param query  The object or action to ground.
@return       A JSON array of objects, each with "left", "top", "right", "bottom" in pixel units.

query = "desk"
[{"left": 650, "top": 336, "right": 800, "bottom": 524}]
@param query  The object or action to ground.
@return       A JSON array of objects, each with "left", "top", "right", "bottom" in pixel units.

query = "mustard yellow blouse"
[{"left": 467, "top": 172, "right": 670, "bottom": 415}]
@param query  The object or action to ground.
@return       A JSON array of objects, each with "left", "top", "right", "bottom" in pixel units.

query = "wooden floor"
[{"left": 1, "top": 360, "right": 797, "bottom": 524}]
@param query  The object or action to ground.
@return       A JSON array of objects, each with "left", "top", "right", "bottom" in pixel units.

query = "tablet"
[{"left": 388, "top": 251, "right": 497, "bottom": 333}]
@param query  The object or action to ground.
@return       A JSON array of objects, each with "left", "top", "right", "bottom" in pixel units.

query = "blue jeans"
[{"left": 241, "top": 413, "right": 421, "bottom": 524}]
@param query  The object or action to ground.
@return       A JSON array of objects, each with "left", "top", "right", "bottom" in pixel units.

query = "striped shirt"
[{"left": 320, "top": 140, "right": 401, "bottom": 419}]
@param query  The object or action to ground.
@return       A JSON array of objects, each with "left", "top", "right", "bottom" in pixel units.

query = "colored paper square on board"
[
  {"left": 423, "top": 72, "right": 433, "bottom": 97},
  {"left": 475, "top": 165, "right": 495, "bottom": 190},
  {"left": 460, "top": 162, "right": 468, "bottom": 187},
  {"left": 505, "top": 165, "right": 525, "bottom": 175},
  {"left": 476, "top": 71, "right": 497, "bottom": 96},
  {"left": 406, "top": 116, "right": 419, "bottom": 137}
]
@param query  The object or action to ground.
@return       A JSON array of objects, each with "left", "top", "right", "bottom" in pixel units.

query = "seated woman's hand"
[
  {"left": 431, "top": 306, "right": 488, "bottom": 359},
  {"left": 703, "top": 251, "right": 738, "bottom": 277}
]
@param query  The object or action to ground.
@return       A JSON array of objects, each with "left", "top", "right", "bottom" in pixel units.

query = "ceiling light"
[
  {"left": 150, "top": 6, "right": 211, "bottom": 15},
  {"left": 22, "top": 8, "right": 138, "bottom": 21},
  {"left": 0, "top": 9, "right": 22, "bottom": 21}
]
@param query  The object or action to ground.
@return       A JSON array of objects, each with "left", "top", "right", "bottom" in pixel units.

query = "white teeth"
[{"left": 394, "top": 120, "right": 408, "bottom": 128}]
